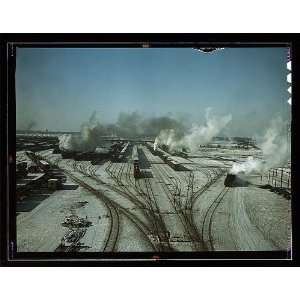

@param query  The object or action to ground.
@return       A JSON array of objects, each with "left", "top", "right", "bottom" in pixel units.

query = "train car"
[
  {"left": 17, "top": 161, "right": 27, "bottom": 171},
  {"left": 132, "top": 145, "right": 140, "bottom": 178},
  {"left": 173, "top": 150, "right": 189, "bottom": 159},
  {"left": 133, "top": 160, "right": 140, "bottom": 178},
  {"left": 39, "top": 160, "right": 50, "bottom": 171},
  {"left": 146, "top": 142, "right": 156, "bottom": 154},
  {"left": 74, "top": 151, "right": 95, "bottom": 161},
  {"left": 16, "top": 161, "right": 28, "bottom": 178},
  {"left": 27, "top": 161, "right": 40, "bottom": 173},
  {"left": 61, "top": 150, "right": 77, "bottom": 159},
  {"left": 53, "top": 145, "right": 61, "bottom": 154}
]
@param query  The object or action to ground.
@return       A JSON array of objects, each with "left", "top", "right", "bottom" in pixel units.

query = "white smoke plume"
[
  {"left": 153, "top": 138, "right": 158, "bottom": 151},
  {"left": 182, "top": 108, "right": 232, "bottom": 152},
  {"left": 154, "top": 128, "right": 183, "bottom": 152},
  {"left": 58, "top": 132, "right": 93, "bottom": 151},
  {"left": 58, "top": 134, "right": 74, "bottom": 151},
  {"left": 154, "top": 108, "right": 232, "bottom": 153},
  {"left": 59, "top": 111, "right": 188, "bottom": 152},
  {"left": 58, "top": 112, "right": 106, "bottom": 151},
  {"left": 230, "top": 115, "right": 290, "bottom": 175},
  {"left": 259, "top": 115, "right": 290, "bottom": 168},
  {"left": 230, "top": 156, "right": 261, "bottom": 175}
]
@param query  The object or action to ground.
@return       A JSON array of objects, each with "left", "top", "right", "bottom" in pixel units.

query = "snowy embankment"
[{"left": 243, "top": 187, "right": 291, "bottom": 250}]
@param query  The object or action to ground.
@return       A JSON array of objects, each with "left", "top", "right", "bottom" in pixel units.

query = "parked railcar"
[
  {"left": 39, "top": 160, "right": 50, "bottom": 171},
  {"left": 61, "top": 150, "right": 77, "bottom": 159},
  {"left": 133, "top": 160, "right": 140, "bottom": 178},
  {"left": 132, "top": 145, "right": 140, "bottom": 178},
  {"left": 16, "top": 162, "right": 28, "bottom": 178},
  {"left": 27, "top": 161, "right": 40, "bottom": 173}
]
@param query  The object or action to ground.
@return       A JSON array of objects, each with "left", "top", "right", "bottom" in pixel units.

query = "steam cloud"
[
  {"left": 17, "top": 120, "right": 37, "bottom": 131},
  {"left": 59, "top": 112, "right": 110, "bottom": 151},
  {"left": 230, "top": 156, "right": 261, "bottom": 175},
  {"left": 59, "top": 111, "right": 187, "bottom": 152},
  {"left": 230, "top": 115, "right": 290, "bottom": 175},
  {"left": 27, "top": 120, "right": 37, "bottom": 131},
  {"left": 154, "top": 108, "right": 232, "bottom": 152}
]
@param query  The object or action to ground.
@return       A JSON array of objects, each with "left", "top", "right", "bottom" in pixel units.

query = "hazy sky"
[{"left": 16, "top": 47, "right": 290, "bottom": 136}]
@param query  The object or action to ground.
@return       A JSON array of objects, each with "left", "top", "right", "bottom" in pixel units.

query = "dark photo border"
[{"left": 1, "top": 33, "right": 299, "bottom": 266}]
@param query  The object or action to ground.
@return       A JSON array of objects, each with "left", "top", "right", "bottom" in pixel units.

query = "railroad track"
[
  {"left": 58, "top": 169, "right": 120, "bottom": 252},
  {"left": 47, "top": 150, "right": 232, "bottom": 252},
  {"left": 43, "top": 155, "right": 158, "bottom": 252},
  {"left": 82, "top": 161, "right": 151, "bottom": 222},
  {"left": 60, "top": 153, "right": 228, "bottom": 252},
  {"left": 153, "top": 164, "right": 204, "bottom": 251},
  {"left": 106, "top": 162, "right": 148, "bottom": 210},
  {"left": 104, "top": 157, "right": 173, "bottom": 251},
  {"left": 75, "top": 157, "right": 148, "bottom": 217},
  {"left": 183, "top": 171, "right": 194, "bottom": 210},
  {"left": 155, "top": 163, "right": 226, "bottom": 250},
  {"left": 156, "top": 165, "right": 182, "bottom": 204},
  {"left": 72, "top": 160, "right": 160, "bottom": 251},
  {"left": 142, "top": 178, "right": 173, "bottom": 251},
  {"left": 201, "top": 187, "right": 230, "bottom": 250},
  {"left": 182, "top": 166, "right": 226, "bottom": 249},
  {"left": 190, "top": 166, "right": 225, "bottom": 208},
  {"left": 111, "top": 158, "right": 173, "bottom": 251},
  {"left": 105, "top": 160, "right": 113, "bottom": 173},
  {"left": 35, "top": 154, "right": 119, "bottom": 252},
  {"left": 64, "top": 168, "right": 159, "bottom": 252},
  {"left": 108, "top": 152, "right": 174, "bottom": 251},
  {"left": 142, "top": 146, "right": 206, "bottom": 250}
]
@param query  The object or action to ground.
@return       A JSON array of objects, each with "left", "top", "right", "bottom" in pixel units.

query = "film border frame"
[{"left": 1, "top": 33, "right": 299, "bottom": 266}]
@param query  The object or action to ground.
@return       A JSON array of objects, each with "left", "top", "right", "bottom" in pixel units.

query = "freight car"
[
  {"left": 61, "top": 150, "right": 77, "bottom": 159},
  {"left": 173, "top": 150, "right": 189, "bottom": 159},
  {"left": 27, "top": 161, "right": 40, "bottom": 173},
  {"left": 53, "top": 145, "right": 61, "bottom": 154},
  {"left": 74, "top": 151, "right": 95, "bottom": 161},
  {"left": 39, "top": 160, "right": 50, "bottom": 171},
  {"left": 132, "top": 145, "right": 140, "bottom": 178},
  {"left": 146, "top": 142, "right": 156, "bottom": 154},
  {"left": 16, "top": 162, "right": 28, "bottom": 178}
]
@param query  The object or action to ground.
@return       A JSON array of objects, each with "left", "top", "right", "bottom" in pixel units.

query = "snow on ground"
[
  {"left": 191, "top": 172, "right": 290, "bottom": 251},
  {"left": 213, "top": 187, "right": 277, "bottom": 251},
  {"left": 142, "top": 146, "right": 164, "bottom": 164},
  {"left": 16, "top": 151, "right": 26, "bottom": 162},
  {"left": 17, "top": 144, "right": 291, "bottom": 253},
  {"left": 45, "top": 154, "right": 155, "bottom": 245},
  {"left": 94, "top": 161, "right": 111, "bottom": 181},
  {"left": 17, "top": 186, "right": 109, "bottom": 252},
  {"left": 170, "top": 156, "right": 192, "bottom": 164},
  {"left": 16, "top": 151, "right": 32, "bottom": 163},
  {"left": 136, "top": 173, "right": 195, "bottom": 251},
  {"left": 243, "top": 187, "right": 291, "bottom": 250},
  {"left": 116, "top": 214, "right": 155, "bottom": 252}
]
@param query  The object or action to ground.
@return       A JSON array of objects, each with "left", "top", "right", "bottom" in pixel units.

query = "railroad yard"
[{"left": 16, "top": 133, "right": 291, "bottom": 252}]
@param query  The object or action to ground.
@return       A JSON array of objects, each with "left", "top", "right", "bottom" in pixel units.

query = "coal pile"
[
  {"left": 224, "top": 173, "right": 249, "bottom": 187},
  {"left": 60, "top": 228, "right": 87, "bottom": 248},
  {"left": 62, "top": 215, "right": 92, "bottom": 228}
]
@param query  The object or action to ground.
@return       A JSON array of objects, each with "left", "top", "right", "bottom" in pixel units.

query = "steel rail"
[{"left": 201, "top": 187, "right": 230, "bottom": 250}]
